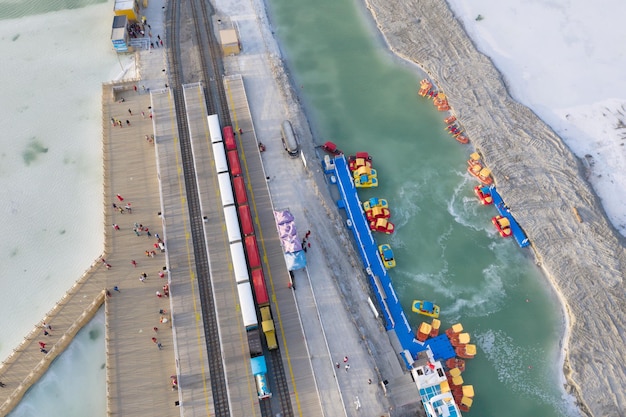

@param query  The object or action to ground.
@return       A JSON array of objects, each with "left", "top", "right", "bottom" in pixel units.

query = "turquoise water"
[{"left": 268, "top": 0, "right": 577, "bottom": 415}]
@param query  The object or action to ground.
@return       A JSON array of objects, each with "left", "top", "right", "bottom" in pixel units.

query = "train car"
[
  {"left": 251, "top": 268, "right": 269, "bottom": 307},
  {"left": 227, "top": 150, "right": 242, "bottom": 177},
  {"left": 217, "top": 172, "right": 235, "bottom": 207},
  {"left": 208, "top": 114, "right": 223, "bottom": 143},
  {"left": 250, "top": 356, "right": 272, "bottom": 399},
  {"left": 223, "top": 126, "right": 237, "bottom": 150},
  {"left": 245, "top": 235, "right": 262, "bottom": 270},
  {"left": 237, "top": 282, "right": 258, "bottom": 330},
  {"left": 230, "top": 242, "right": 250, "bottom": 283},
  {"left": 233, "top": 176, "right": 248, "bottom": 206},
  {"left": 238, "top": 205, "right": 255, "bottom": 236},
  {"left": 247, "top": 328, "right": 263, "bottom": 357},
  {"left": 212, "top": 141, "right": 229, "bottom": 174},
  {"left": 260, "top": 306, "right": 278, "bottom": 350},
  {"left": 223, "top": 205, "right": 242, "bottom": 244}
]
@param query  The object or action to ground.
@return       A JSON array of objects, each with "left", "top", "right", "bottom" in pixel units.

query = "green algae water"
[{"left": 267, "top": 0, "right": 578, "bottom": 415}]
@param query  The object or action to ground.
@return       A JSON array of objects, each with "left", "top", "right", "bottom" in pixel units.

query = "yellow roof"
[
  {"left": 451, "top": 323, "right": 463, "bottom": 333},
  {"left": 458, "top": 333, "right": 470, "bottom": 344},
  {"left": 356, "top": 166, "right": 369, "bottom": 175},
  {"left": 469, "top": 152, "right": 480, "bottom": 161},
  {"left": 219, "top": 29, "right": 239, "bottom": 45},
  {"left": 440, "top": 380, "right": 450, "bottom": 393},
  {"left": 431, "top": 318, "right": 441, "bottom": 329},
  {"left": 499, "top": 217, "right": 511, "bottom": 227},
  {"left": 452, "top": 375, "right": 464, "bottom": 386},
  {"left": 479, "top": 167, "right": 491, "bottom": 177},
  {"left": 419, "top": 322, "right": 432, "bottom": 333},
  {"left": 462, "top": 385, "right": 475, "bottom": 397},
  {"left": 461, "top": 396, "right": 474, "bottom": 407},
  {"left": 448, "top": 367, "right": 461, "bottom": 377},
  {"left": 465, "top": 344, "right": 477, "bottom": 355}
]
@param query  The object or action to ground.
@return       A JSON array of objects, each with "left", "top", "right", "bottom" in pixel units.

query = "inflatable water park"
[
  {"left": 323, "top": 153, "right": 476, "bottom": 415},
  {"left": 316, "top": 80, "right": 532, "bottom": 415}
]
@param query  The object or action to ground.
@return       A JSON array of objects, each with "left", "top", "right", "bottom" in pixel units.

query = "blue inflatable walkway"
[
  {"left": 489, "top": 185, "right": 530, "bottom": 248},
  {"left": 330, "top": 155, "right": 426, "bottom": 365}
]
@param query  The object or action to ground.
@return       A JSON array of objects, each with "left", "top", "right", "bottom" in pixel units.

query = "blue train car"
[{"left": 250, "top": 356, "right": 272, "bottom": 399}]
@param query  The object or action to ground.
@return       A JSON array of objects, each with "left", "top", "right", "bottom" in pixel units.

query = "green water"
[{"left": 268, "top": 0, "right": 577, "bottom": 415}]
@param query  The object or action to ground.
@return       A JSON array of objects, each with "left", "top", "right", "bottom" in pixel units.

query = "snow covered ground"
[{"left": 446, "top": 0, "right": 626, "bottom": 235}]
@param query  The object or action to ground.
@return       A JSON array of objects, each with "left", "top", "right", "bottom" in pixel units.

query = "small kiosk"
[
  {"left": 111, "top": 15, "right": 129, "bottom": 52},
  {"left": 219, "top": 29, "right": 241, "bottom": 55},
  {"left": 114, "top": 0, "right": 140, "bottom": 22}
]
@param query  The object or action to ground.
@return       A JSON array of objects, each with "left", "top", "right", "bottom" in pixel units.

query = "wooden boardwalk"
[{"left": 102, "top": 84, "right": 181, "bottom": 415}]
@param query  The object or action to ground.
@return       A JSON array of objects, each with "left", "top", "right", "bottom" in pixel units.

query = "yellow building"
[
  {"left": 114, "top": 0, "right": 140, "bottom": 22},
  {"left": 219, "top": 29, "right": 240, "bottom": 55}
]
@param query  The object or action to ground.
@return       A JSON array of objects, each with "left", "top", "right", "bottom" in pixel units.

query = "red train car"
[
  {"left": 227, "top": 150, "right": 242, "bottom": 177},
  {"left": 239, "top": 205, "right": 255, "bottom": 236},
  {"left": 251, "top": 268, "right": 269, "bottom": 307},
  {"left": 233, "top": 176, "right": 248, "bottom": 205},
  {"left": 223, "top": 126, "right": 237, "bottom": 150},
  {"left": 245, "top": 235, "right": 262, "bottom": 270}
]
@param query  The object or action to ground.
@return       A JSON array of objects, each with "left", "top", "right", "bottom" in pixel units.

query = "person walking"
[
  {"left": 128, "top": 108, "right": 132, "bottom": 115},
  {"left": 131, "top": 260, "right": 137, "bottom": 267},
  {"left": 113, "top": 286, "right": 121, "bottom": 292},
  {"left": 112, "top": 224, "right": 120, "bottom": 230},
  {"left": 345, "top": 364, "right": 350, "bottom": 372}
]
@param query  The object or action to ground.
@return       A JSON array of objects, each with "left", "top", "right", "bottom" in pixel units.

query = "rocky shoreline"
[{"left": 360, "top": 0, "right": 626, "bottom": 415}]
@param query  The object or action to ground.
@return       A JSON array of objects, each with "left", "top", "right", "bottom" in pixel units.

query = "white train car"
[
  {"left": 230, "top": 242, "right": 250, "bottom": 283},
  {"left": 213, "top": 141, "right": 229, "bottom": 174},
  {"left": 223, "top": 205, "right": 242, "bottom": 244},
  {"left": 237, "top": 282, "right": 258, "bottom": 330},
  {"left": 208, "top": 114, "right": 223, "bottom": 143},
  {"left": 217, "top": 172, "right": 235, "bottom": 207}
]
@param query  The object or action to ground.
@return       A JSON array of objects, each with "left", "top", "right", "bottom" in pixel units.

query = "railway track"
[
  {"left": 268, "top": 349, "right": 294, "bottom": 416},
  {"left": 165, "top": 0, "right": 294, "bottom": 416},
  {"left": 165, "top": 0, "right": 231, "bottom": 416}
]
